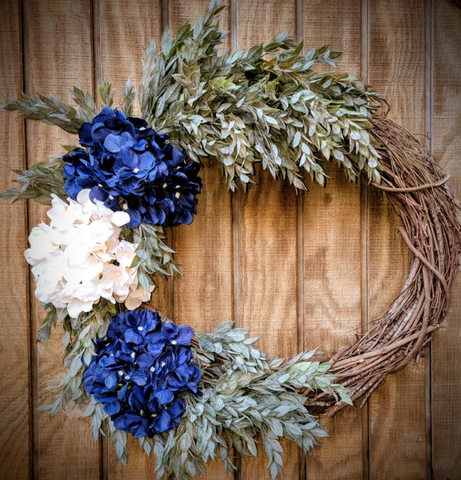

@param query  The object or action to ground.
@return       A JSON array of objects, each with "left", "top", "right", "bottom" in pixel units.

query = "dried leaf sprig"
[
  {"left": 0, "top": 156, "right": 66, "bottom": 205},
  {"left": 147, "top": 320, "right": 351, "bottom": 480},
  {"left": 2, "top": 0, "right": 383, "bottom": 194},
  {"left": 140, "top": 0, "right": 383, "bottom": 190}
]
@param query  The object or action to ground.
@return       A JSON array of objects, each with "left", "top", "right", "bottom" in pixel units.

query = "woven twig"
[{"left": 303, "top": 116, "right": 461, "bottom": 416}]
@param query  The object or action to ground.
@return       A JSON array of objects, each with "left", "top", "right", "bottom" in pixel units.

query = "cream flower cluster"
[{"left": 24, "top": 189, "right": 154, "bottom": 318}]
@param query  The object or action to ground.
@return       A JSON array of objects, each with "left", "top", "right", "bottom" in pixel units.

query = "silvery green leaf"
[
  {"left": 212, "top": 321, "right": 234, "bottom": 334},
  {"left": 180, "top": 431, "right": 192, "bottom": 451},
  {"left": 99, "top": 79, "right": 115, "bottom": 107},
  {"left": 216, "top": 375, "right": 238, "bottom": 395},
  {"left": 270, "top": 462, "right": 279, "bottom": 479},
  {"left": 69, "top": 355, "right": 82, "bottom": 377},
  {"left": 337, "top": 387, "right": 353, "bottom": 406},
  {"left": 122, "top": 77, "right": 136, "bottom": 117},
  {"left": 83, "top": 349, "right": 93, "bottom": 366},
  {"left": 277, "top": 373, "right": 290, "bottom": 384}
]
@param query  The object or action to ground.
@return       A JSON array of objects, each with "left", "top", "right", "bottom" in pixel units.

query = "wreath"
[{"left": 1, "top": 1, "right": 460, "bottom": 479}]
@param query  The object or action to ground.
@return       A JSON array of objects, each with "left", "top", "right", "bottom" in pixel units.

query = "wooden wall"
[{"left": 0, "top": 0, "right": 460, "bottom": 479}]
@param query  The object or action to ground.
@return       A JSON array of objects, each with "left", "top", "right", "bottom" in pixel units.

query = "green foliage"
[
  {"left": 139, "top": 0, "right": 383, "bottom": 190},
  {"left": 109, "top": 419, "right": 130, "bottom": 465},
  {"left": 37, "top": 303, "right": 60, "bottom": 344},
  {"left": 2, "top": 0, "right": 384, "bottom": 195},
  {"left": 99, "top": 79, "right": 115, "bottom": 108},
  {"left": 38, "top": 299, "right": 117, "bottom": 417},
  {"left": 0, "top": 156, "right": 67, "bottom": 205},
  {"left": 151, "top": 321, "right": 351, "bottom": 480},
  {"left": 123, "top": 222, "right": 182, "bottom": 289},
  {"left": 1, "top": 92, "right": 84, "bottom": 134},
  {"left": 2, "top": 78, "right": 116, "bottom": 132},
  {"left": 122, "top": 77, "right": 136, "bottom": 117},
  {"left": 39, "top": 312, "right": 349, "bottom": 480},
  {"left": 69, "top": 84, "right": 98, "bottom": 122}
]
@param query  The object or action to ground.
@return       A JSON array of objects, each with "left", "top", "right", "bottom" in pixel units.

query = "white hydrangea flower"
[{"left": 25, "top": 189, "right": 154, "bottom": 318}]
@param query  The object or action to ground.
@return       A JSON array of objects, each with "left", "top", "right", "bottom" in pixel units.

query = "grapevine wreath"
[{"left": 1, "top": 1, "right": 460, "bottom": 479}]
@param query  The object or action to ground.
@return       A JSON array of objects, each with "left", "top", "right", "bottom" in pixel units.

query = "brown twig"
[
  {"left": 371, "top": 174, "right": 450, "bottom": 193},
  {"left": 299, "top": 116, "right": 461, "bottom": 415}
]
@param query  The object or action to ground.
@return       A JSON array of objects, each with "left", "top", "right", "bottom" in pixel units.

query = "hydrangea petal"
[
  {"left": 137, "top": 354, "right": 154, "bottom": 369},
  {"left": 62, "top": 108, "right": 202, "bottom": 228},
  {"left": 82, "top": 310, "right": 201, "bottom": 438},
  {"left": 154, "top": 389, "right": 174, "bottom": 405},
  {"left": 103, "top": 401, "right": 121, "bottom": 416},
  {"left": 175, "top": 325, "right": 194, "bottom": 345},
  {"left": 24, "top": 190, "right": 147, "bottom": 318},
  {"left": 154, "top": 409, "right": 172, "bottom": 433}
]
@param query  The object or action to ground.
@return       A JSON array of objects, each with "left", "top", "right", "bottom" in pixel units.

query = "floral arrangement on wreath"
[{"left": 1, "top": 1, "right": 460, "bottom": 479}]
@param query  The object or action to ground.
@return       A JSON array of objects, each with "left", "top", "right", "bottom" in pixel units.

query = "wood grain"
[
  {"left": 237, "top": 3, "right": 298, "bottom": 480},
  {"left": 0, "top": 1, "right": 30, "bottom": 479},
  {"left": 173, "top": 160, "right": 233, "bottom": 480},
  {"left": 0, "top": 0, "right": 461, "bottom": 479},
  {"left": 23, "top": 0, "right": 100, "bottom": 478},
  {"left": 96, "top": 0, "right": 162, "bottom": 114},
  {"left": 170, "top": 3, "right": 233, "bottom": 479},
  {"left": 170, "top": 0, "right": 230, "bottom": 50},
  {"left": 170, "top": 0, "right": 232, "bottom": 331},
  {"left": 432, "top": 1, "right": 461, "bottom": 478},
  {"left": 238, "top": 166, "right": 299, "bottom": 480},
  {"left": 368, "top": 1, "right": 428, "bottom": 479},
  {"left": 303, "top": 164, "right": 364, "bottom": 480},
  {"left": 302, "top": 1, "right": 365, "bottom": 478}
]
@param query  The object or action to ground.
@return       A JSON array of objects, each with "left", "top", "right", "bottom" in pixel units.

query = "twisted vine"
[{"left": 303, "top": 116, "right": 461, "bottom": 416}]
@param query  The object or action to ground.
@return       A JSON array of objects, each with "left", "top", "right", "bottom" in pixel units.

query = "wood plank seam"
[
  {"left": 230, "top": 3, "right": 241, "bottom": 478},
  {"left": 161, "top": 0, "right": 175, "bottom": 322},
  {"left": 92, "top": 0, "right": 102, "bottom": 99},
  {"left": 164, "top": 0, "right": 176, "bottom": 322},
  {"left": 161, "top": 0, "right": 170, "bottom": 36},
  {"left": 425, "top": 0, "right": 434, "bottom": 478},
  {"left": 21, "top": 0, "right": 39, "bottom": 477},
  {"left": 368, "top": 1, "right": 428, "bottom": 477},
  {"left": 361, "top": 1, "right": 370, "bottom": 479},
  {"left": 295, "top": 3, "right": 306, "bottom": 480}
]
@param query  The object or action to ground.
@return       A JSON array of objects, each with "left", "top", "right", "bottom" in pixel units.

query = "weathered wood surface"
[
  {"left": 0, "top": 1, "right": 30, "bottom": 479},
  {"left": 367, "top": 1, "right": 429, "bottom": 479},
  {"left": 0, "top": 0, "right": 460, "bottom": 479},
  {"left": 237, "top": 2, "right": 300, "bottom": 479},
  {"left": 432, "top": 1, "right": 461, "bottom": 478},
  {"left": 22, "top": 0, "right": 100, "bottom": 479},
  {"left": 302, "top": 1, "right": 364, "bottom": 478}
]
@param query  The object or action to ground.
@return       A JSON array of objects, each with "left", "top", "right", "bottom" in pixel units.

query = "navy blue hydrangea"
[
  {"left": 62, "top": 107, "right": 202, "bottom": 228},
  {"left": 82, "top": 309, "right": 202, "bottom": 437}
]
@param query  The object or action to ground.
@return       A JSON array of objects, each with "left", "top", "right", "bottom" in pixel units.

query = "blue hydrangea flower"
[
  {"left": 82, "top": 309, "right": 202, "bottom": 437},
  {"left": 62, "top": 108, "right": 202, "bottom": 228}
]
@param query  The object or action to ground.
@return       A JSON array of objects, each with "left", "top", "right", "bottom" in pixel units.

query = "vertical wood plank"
[
  {"left": 170, "top": 0, "right": 230, "bottom": 50},
  {"left": 303, "top": 167, "right": 364, "bottom": 480},
  {"left": 170, "top": 3, "right": 233, "bottom": 479},
  {"left": 368, "top": 1, "right": 428, "bottom": 478},
  {"left": 170, "top": 0, "right": 232, "bottom": 332},
  {"left": 0, "top": 1, "right": 31, "bottom": 479},
  {"left": 173, "top": 159, "right": 233, "bottom": 480},
  {"left": 432, "top": 1, "right": 461, "bottom": 477},
  {"left": 94, "top": 1, "right": 163, "bottom": 477},
  {"left": 96, "top": 0, "right": 162, "bottom": 115},
  {"left": 23, "top": 0, "right": 100, "bottom": 478},
  {"left": 302, "top": 1, "right": 364, "bottom": 478},
  {"left": 237, "top": 3, "right": 299, "bottom": 479}
]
